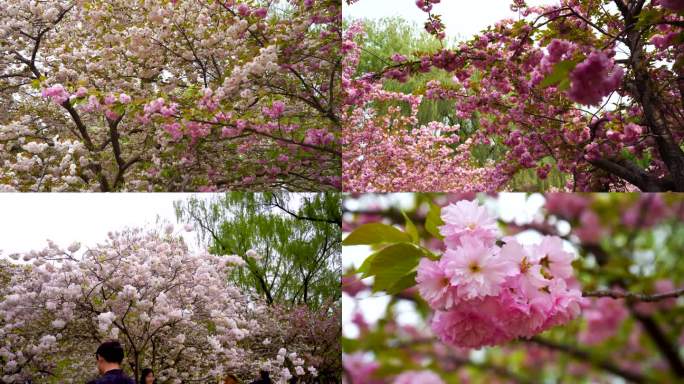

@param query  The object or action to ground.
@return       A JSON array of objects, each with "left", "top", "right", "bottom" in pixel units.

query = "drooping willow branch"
[{"left": 582, "top": 288, "right": 684, "bottom": 302}]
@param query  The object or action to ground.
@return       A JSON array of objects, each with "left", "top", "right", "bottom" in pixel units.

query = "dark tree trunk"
[{"left": 627, "top": 29, "right": 684, "bottom": 191}]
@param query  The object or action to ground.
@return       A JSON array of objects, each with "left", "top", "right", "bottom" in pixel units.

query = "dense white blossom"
[{"left": 0, "top": 229, "right": 318, "bottom": 383}]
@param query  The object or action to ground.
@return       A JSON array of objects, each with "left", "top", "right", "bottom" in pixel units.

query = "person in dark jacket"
[
  {"left": 140, "top": 368, "right": 155, "bottom": 384},
  {"left": 86, "top": 340, "right": 135, "bottom": 384},
  {"left": 249, "top": 370, "right": 272, "bottom": 384}
]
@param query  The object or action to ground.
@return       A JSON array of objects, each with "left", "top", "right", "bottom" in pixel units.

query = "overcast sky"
[
  {"left": 0, "top": 193, "right": 213, "bottom": 258},
  {"left": 344, "top": 0, "right": 560, "bottom": 40}
]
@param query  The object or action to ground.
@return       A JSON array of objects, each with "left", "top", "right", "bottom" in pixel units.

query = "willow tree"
[{"left": 174, "top": 192, "right": 341, "bottom": 308}]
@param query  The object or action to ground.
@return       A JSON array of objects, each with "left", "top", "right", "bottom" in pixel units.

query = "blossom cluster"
[
  {"left": 568, "top": 51, "right": 624, "bottom": 107},
  {"left": 0, "top": 228, "right": 321, "bottom": 383},
  {"left": 1, "top": 0, "right": 341, "bottom": 191},
  {"left": 536, "top": 39, "right": 624, "bottom": 106},
  {"left": 342, "top": 24, "right": 499, "bottom": 192},
  {"left": 416, "top": 200, "right": 583, "bottom": 348},
  {"left": 342, "top": 0, "right": 683, "bottom": 191},
  {"left": 415, "top": 0, "right": 441, "bottom": 13}
]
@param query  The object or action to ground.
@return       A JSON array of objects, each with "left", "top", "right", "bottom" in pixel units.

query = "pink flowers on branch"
[
  {"left": 343, "top": 0, "right": 684, "bottom": 191},
  {"left": 342, "top": 24, "right": 498, "bottom": 192},
  {"left": 41, "top": 84, "right": 69, "bottom": 105},
  {"left": 344, "top": 198, "right": 586, "bottom": 350},
  {"left": 416, "top": 200, "right": 582, "bottom": 348},
  {"left": 342, "top": 193, "right": 684, "bottom": 382},
  {"left": 537, "top": 40, "right": 624, "bottom": 106},
  {"left": 1, "top": 0, "right": 341, "bottom": 191},
  {"left": 567, "top": 51, "right": 624, "bottom": 107}
]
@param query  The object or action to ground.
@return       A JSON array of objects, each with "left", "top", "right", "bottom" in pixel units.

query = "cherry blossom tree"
[
  {"left": 342, "top": 193, "right": 684, "bottom": 383},
  {"left": 255, "top": 300, "right": 342, "bottom": 382},
  {"left": 343, "top": 0, "right": 684, "bottom": 192},
  {"left": 0, "top": 0, "right": 341, "bottom": 191},
  {"left": 0, "top": 228, "right": 324, "bottom": 383}
]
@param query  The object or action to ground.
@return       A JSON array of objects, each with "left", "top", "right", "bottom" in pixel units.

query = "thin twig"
[{"left": 583, "top": 288, "right": 684, "bottom": 302}]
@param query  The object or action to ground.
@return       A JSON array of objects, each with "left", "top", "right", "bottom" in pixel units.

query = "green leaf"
[
  {"left": 635, "top": 9, "right": 661, "bottom": 30},
  {"left": 112, "top": 104, "right": 126, "bottom": 115},
  {"left": 425, "top": 203, "right": 444, "bottom": 239},
  {"left": 386, "top": 271, "right": 417, "bottom": 294},
  {"left": 557, "top": 77, "right": 571, "bottom": 91},
  {"left": 183, "top": 85, "right": 200, "bottom": 99},
  {"left": 401, "top": 211, "right": 419, "bottom": 244},
  {"left": 367, "top": 243, "right": 422, "bottom": 293},
  {"left": 357, "top": 253, "right": 375, "bottom": 276},
  {"left": 540, "top": 59, "right": 580, "bottom": 88},
  {"left": 342, "top": 336, "right": 361, "bottom": 353},
  {"left": 71, "top": 97, "right": 86, "bottom": 106},
  {"left": 342, "top": 223, "right": 412, "bottom": 245}
]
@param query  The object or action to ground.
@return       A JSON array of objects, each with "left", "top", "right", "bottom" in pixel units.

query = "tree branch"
[
  {"left": 630, "top": 308, "right": 684, "bottom": 376},
  {"left": 270, "top": 200, "right": 341, "bottom": 227},
  {"left": 528, "top": 336, "right": 647, "bottom": 383},
  {"left": 588, "top": 158, "right": 663, "bottom": 191},
  {"left": 60, "top": 100, "right": 95, "bottom": 150},
  {"left": 583, "top": 288, "right": 684, "bottom": 302},
  {"left": 613, "top": 0, "right": 631, "bottom": 21}
]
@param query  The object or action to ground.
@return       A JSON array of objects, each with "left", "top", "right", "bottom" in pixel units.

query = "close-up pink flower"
[
  {"left": 439, "top": 200, "right": 498, "bottom": 248},
  {"left": 532, "top": 236, "right": 575, "bottom": 279},
  {"left": 415, "top": 258, "right": 459, "bottom": 310},
  {"left": 443, "top": 235, "right": 516, "bottom": 300},
  {"left": 343, "top": 193, "right": 683, "bottom": 383}
]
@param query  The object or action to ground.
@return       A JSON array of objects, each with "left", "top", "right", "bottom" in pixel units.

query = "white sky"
[
  {"left": 0, "top": 193, "right": 213, "bottom": 258},
  {"left": 344, "top": 0, "right": 560, "bottom": 40},
  {"left": 342, "top": 193, "right": 556, "bottom": 338}
]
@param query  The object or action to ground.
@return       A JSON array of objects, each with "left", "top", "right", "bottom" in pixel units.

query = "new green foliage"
[{"left": 175, "top": 192, "right": 341, "bottom": 308}]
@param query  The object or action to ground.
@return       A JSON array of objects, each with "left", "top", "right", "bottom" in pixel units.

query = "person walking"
[
  {"left": 86, "top": 340, "right": 135, "bottom": 384},
  {"left": 249, "top": 370, "right": 272, "bottom": 384},
  {"left": 140, "top": 368, "right": 155, "bottom": 384}
]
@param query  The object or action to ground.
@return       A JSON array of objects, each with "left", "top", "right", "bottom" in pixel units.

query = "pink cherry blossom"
[
  {"left": 532, "top": 236, "right": 575, "bottom": 279},
  {"left": 343, "top": 352, "right": 382, "bottom": 384},
  {"left": 342, "top": 275, "right": 368, "bottom": 297},
  {"left": 431, "top": 300, "right": 510, "bottom": 349},
  {"left": 579, "top": 297, "right": 628, "bottom": 345},
  {"left": 439, "top": 200, "right": 498, "bottom": 248},
  {"left": 568, "top": 51, "right": 624, "bottom": 106},
  {"left": 393, "top": 370, "right": 444, "bottom": 384},
  {"left": 415, "top": 258, "right": 459, "bottom": 310},
  {"left": 414, "top": 200, "right": 583, "bottom": 349},
  {"left": 119, "top": 93, "right": 132, "bottom": 104},
  {"left": 574, "top": 210, "right": 606, "bottom": 245},
  {"left": 500, "top": 239, "right": 548, "bottom": 296},
  {"left": 74, "top": 87, "right": 88, "bottom": 98},
  {"left": 444, "top": 236, "right": 517, "bottom": 300},
  {"left": 263, "top": 100, "right": 286, "bottom": 119},
  {"left": 41, "top": 84, "right": 70, "bottom": 105}
]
